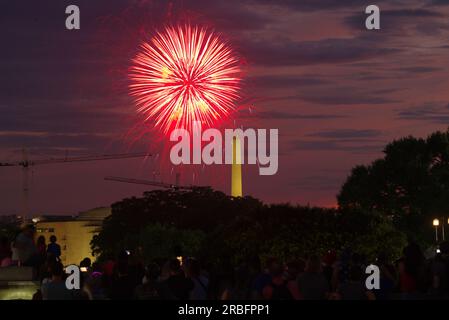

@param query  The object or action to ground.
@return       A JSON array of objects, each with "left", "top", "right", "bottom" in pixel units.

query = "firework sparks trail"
[{"left": 129, "top": 25, "right": 242, "bottom": 134}]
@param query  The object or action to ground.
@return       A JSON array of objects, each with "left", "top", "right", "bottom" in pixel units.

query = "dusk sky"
[{"left": 1, "top": 0, "right": 449, "bottom": 215}]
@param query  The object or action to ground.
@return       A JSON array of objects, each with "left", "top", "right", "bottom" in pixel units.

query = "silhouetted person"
[
  {"left": 108, "top": 250, "right": 135, "bottom": 299},
  {"left": 36, "top": 236, "right": 46, "bottom": 256},
  {"left": 134, "top": 263, "right": 162, "bottom": 300},
  {"left": 398, "top": 241, "right": 427, "bottom": 298},
  {"left": 251, "top": 257, "right": 280, "bottom": 299},
  {"left": 338, "top": 265, "right": 375, "bottom": 300},
  {"left": 298, "top": 255, "right": 329, "bottom": 300},
  {"left": 0, "top": 236, "right": 12, "bottom": 267},
  {"left": 36, "top": 235, "right": 46, "bottom": 267},
  {"left": 39, "top": 255, "right": 57, "bottom": 283},
  {"left": 41, "top": 262, "right": 73, "bottom": 300},
  {"left": 184, "top": 258, "right": 209, "bottom": 300},
  {"left": 127, "top": 250, "right": 145, "bottom": 289},
  {"left": 284, "top": 260, "right": 303, "bottom": 299},
  {"left": 82, "top": 262, "right": 106, "bottom": 300},
  {"left": 160, "top": 259, "right": 194, "bottom": 300},
  {"left": 262, "top": 263, "right": 294, "bottom": 300},
  {"left": 220, "top": 266, "right": 251, "bottom": 300},
  {"left": 80, "top": 257, "right": 92, "bottom": 272},
  {"left": 14, "top": 224, "right": 38, "bottom": 266},
  {"left": 374, "top": 252, "right": 396, "bottom": 300},
  {"left": 47, "top": 235, "right": 61, "bottom": 261}
]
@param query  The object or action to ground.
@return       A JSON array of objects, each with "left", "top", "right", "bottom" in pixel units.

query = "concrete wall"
[
  {"left": 35, "top": 221, "right": 99, "bottom": 266},
  {"left": 0, "top": 267, "right": 34, "bottom": 281}
]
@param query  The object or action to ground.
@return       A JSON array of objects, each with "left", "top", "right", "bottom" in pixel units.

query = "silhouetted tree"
[
  {"left": 338, "top": 128, "right": 449, "bottom": 243},
  {"left": 91, "top": 187, "right": 263, "bottom": 260},
  {"left": 92, "top": 188, "right": 406, "bottom": 266}
]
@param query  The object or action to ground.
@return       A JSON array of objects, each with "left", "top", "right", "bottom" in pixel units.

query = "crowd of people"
[{"left": 1, "top": 225, "right": 449, "bottom": 300}]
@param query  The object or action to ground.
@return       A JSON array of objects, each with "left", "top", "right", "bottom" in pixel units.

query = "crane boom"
[
  {"left": 104, "top": 176, "right": 195, "bottom": 190},
  {"left": 0, "top": 152, "right": 151, "bottom": 167}
]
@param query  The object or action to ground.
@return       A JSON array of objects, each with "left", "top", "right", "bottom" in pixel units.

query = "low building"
[
  {"left": 33, "top": 207, "right": 110, "bottom": 266},
  {"left": 0, "top": 214, "right": 23, "bottom": 225}
]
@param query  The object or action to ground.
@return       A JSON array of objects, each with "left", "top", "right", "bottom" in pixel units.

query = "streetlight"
[
  {"left": 438, "top": 217, "right": 449, "bottom": 242},
  {"left": 433, "top": 219, "right": 440, "bottom": 243},
  {"left": 443, "top": 218, "right": 447, "bottom": 242}
]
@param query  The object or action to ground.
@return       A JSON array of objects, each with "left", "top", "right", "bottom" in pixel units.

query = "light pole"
[
  {"left": 447, "top": 218, "right": 449, "bottom": 239},
  {"left": 443, "top": 217, "right": 446, "bottom": 242},
  {"left": 433, "top": 219, "right": 440, "bottom": 243}
]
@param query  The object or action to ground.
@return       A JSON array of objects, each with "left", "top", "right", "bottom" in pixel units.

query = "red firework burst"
[{"left": 129, "top": 25, "right": 242, "bottom": 134}]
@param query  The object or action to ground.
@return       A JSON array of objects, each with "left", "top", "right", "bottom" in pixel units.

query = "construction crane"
[
  {"left": 104, "top": 175, "right": 196, "bottom": 191},
  {"left": 0, "top": 150, "right": 151, "bottom": 221}
]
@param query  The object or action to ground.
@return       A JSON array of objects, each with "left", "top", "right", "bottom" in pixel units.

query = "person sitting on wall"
[{"left": 47, "top": 235, "right": 61, "bottom": 261}]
